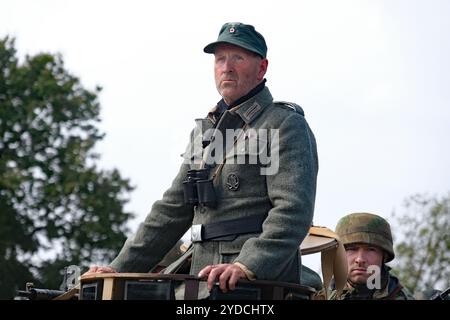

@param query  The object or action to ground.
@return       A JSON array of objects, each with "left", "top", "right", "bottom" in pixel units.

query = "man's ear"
[{"left": 257, "top": 59, "right": 268, "bottom": 81}]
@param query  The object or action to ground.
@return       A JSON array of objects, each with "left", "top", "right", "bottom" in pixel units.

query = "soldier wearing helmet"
[{"left": 329, "top": 212, "right": 414, "bottom": 300}]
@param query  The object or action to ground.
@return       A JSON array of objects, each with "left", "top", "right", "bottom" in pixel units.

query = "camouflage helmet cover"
[{"left": 335, "top": 212, "right": 395, "bottom": 262}]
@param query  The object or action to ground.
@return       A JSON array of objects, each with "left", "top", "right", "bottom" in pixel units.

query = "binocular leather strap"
[{"left": 197, "top": 213, "right": 267, "bottom": 241}]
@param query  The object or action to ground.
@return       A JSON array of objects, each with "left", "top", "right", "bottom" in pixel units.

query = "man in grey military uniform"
[{"left": 86, "top": 22, "right": 319, "bottom": 296}]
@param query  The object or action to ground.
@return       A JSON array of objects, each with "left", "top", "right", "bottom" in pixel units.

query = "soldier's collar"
[
  {"left": 231, "top": 86, "right": 273, "bottom": 124},
  {"left": 207, "top": 84, "right": 273, "bottom": 125}
]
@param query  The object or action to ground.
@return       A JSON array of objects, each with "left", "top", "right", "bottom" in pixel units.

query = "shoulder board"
[{"left": 273, "top": 101, "right": 305, "bottom": 116}]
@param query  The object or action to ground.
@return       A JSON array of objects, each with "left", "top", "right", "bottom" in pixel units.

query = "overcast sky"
[{"left": 2, "top": 0, "right": 449, "bottom": 273}]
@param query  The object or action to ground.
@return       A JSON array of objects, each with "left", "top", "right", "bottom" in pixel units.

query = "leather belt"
[{"left": 191, "top": 214, "right": 266, "bottom": 242}]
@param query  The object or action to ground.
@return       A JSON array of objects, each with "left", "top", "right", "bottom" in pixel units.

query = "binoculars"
[{"left": 182, "top": 168, "right": 217, "bottom": 208}]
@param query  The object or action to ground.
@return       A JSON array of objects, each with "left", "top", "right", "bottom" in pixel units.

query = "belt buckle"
[{"left": 191, "top": 224, "right": 203, "bottom": 242}]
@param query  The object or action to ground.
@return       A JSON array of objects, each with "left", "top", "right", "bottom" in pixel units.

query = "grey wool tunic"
[{"left": 110, "top": 86, "right": 318, "bottom": 286}]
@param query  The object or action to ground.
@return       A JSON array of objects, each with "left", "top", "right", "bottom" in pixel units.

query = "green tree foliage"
[
  {"left": 391, "top": 193, "right": 450, "bottom": 294},
  {"left": 0, "top": 36, "right": 134, "bottom": 298}
]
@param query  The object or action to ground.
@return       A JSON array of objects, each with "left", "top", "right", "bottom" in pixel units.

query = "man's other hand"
[{"left": 198, "top": 263, "right": 246, "bottom": 292}]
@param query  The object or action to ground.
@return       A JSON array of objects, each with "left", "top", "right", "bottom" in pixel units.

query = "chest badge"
[{"left": 226, "top": 173, "right": 239, "bottom": 191}]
